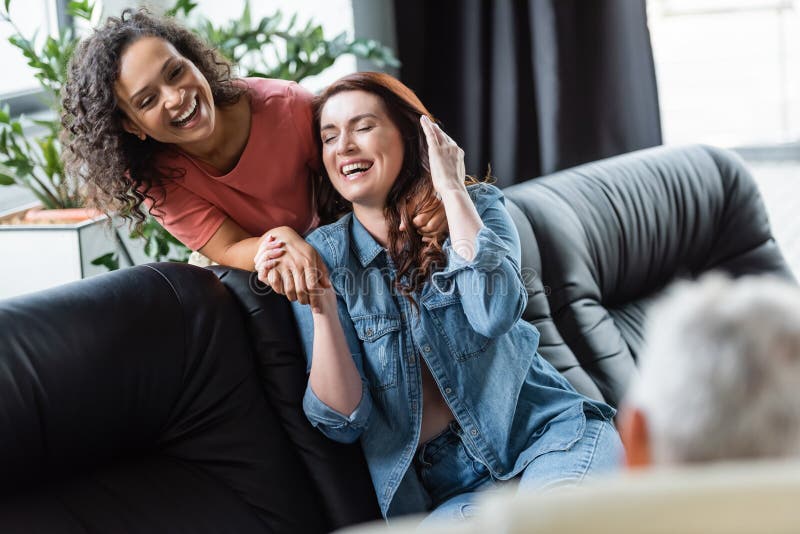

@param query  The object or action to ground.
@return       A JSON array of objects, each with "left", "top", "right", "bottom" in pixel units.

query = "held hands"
[
  {"left": 420, "top": 115, "right": 467, "bottom": 196},
  {"left": 252, "top": 117, "right": 463, "bottom": 304},
  {"left": 253, "top": 226, "right": 332, "bottom": 312}
]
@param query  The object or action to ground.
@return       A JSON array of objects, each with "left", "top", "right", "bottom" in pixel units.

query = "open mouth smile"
[
  {"left": 171, "top": 96, "right": 199, "bottom": 128},
  {"left": 340, "top": 160, "right": 374, "bottom": 180}
]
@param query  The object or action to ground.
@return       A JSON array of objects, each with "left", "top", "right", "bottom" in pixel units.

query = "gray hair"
[{"left": 627, "top": 273, "right": 800, "bottom": 464}]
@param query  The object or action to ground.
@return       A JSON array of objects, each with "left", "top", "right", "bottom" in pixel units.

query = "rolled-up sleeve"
[
  {"left": 302, "top": 377, "right": 372, "bottom": 443},
  {"left": 291, "top": 271, "right": 373, "bottom": 443},
  {"left": 430, "top": 193, "right": 527, "bottom": 337}
]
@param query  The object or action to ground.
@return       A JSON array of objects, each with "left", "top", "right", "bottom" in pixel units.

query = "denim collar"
[
  {"left": 345, "top": 184, "right": 505, "bottom": 269},
  {"left": 349, "top": 213, "right": 386, "bottom": 267}
]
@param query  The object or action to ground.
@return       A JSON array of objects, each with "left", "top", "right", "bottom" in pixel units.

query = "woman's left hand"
[
  {"left": 254, "top": 226, "right": 331, "bottom": 310},
  {"left": 420, "top": 115, "right": 466, "bottom": 196}
]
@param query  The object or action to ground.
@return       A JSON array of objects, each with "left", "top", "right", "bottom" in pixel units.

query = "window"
[
  {"left": 647, "top": 0, "right": 800, "bottom": 148},
  {"left": 0, "top": 0, "right": 58, "bottom": 96},
  {"left": 648, "top": 0, "right": 800, "bottom": 276}
]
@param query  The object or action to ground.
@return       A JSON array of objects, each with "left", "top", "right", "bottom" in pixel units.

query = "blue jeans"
[{"left": 415, "top": 416, "right": 623, "bottom": 525}]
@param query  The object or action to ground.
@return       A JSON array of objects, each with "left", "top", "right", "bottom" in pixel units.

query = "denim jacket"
[{"left": 292, "top": 183, "right": 615, "bottom": 518}]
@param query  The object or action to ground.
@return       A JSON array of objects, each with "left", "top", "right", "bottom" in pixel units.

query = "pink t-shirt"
[{"left": 147, "top": 78, "right": 318, "bottom": 251}]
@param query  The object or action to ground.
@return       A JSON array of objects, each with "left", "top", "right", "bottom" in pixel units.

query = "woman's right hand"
[
  {"left": 420, "top": 115, "right": 467, "bottom": 196},
  {"left": 254, "top": 226, "right": 332, "bottom": 311}
]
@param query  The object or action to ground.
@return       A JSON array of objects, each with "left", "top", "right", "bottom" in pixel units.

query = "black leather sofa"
[{"left": 0, "top": 145, "right": 793, "bottom": 533}]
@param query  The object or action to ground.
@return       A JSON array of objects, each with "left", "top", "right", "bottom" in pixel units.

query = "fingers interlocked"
[{"left": 253, "top": 227, "right": 332, "bottom": 308}]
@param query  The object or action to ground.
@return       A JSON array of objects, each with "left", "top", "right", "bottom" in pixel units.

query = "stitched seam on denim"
[
  {"left": 576, "top": 420, "right": 604, "bottom": 482},
  {"left": 352, "top": 314, "right": 402, "bottom": 340},
  {"left": 426, "top": 306, "right": 491, "bottom": 361},
  {"left": 320, "top": 225, "right": 341, "bottom": 269},
  {"left": 422, "top": 294, "right": 461, "bottom": 309}
]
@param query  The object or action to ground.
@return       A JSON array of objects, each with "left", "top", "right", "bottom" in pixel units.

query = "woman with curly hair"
[
  {"left": 288, "top": 72, "right": 623, "bottom": 523},
  {"left": 62, "top": 9, "right": 442, "bottom": 308}
]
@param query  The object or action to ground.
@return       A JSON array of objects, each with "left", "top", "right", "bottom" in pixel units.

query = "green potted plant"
[
  {"left": 0, "top": 0, "right": 84, "bottom": 213},
  {"left": 0, "top": 0, "right": 133, "bottom": 297},
  {"left": 166, "top": 0, "right": 398, "bottom": 81}
]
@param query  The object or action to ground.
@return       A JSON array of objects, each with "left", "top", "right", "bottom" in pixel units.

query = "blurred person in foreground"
[{"left": 620, "top": 273, "right": 800, "bottom": 467}]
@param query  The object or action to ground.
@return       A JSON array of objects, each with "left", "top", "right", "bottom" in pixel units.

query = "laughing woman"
[
  {"left": 286, "top": 72, "right": 623, "bottom": 523},
  {"left": 62, "top": 9, "right": 444, "bottom": 307},
  {"left": 61, "top": 9, "right": 327, "bottom": 300}
]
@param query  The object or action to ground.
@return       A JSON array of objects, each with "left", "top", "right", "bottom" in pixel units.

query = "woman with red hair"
[{"left": 284, "top": 72, "right": 623, "bottom": 523}]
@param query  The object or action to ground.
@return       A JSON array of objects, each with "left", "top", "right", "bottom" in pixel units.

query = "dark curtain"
[{"left": 394, "top": 0, "right": 662, "bottom": 186}]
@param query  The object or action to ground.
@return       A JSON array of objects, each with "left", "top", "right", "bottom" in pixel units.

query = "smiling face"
[
  {"left": 114, "top": 36, "right": 216, "bottom": 146},
  {"left": 319, "top": 90, "right": 405, "bottom": 211}
]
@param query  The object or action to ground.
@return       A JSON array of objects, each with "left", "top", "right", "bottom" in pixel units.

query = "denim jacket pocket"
[
  {"left": 352, "top": 314, "right": 401, "bottom": 391},
  {"left": 422, "top": 291, "right": 491, "bottom": 362}
]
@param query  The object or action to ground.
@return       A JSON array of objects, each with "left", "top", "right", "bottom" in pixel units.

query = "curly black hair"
[{"left": 61, "top": 8, "right": 245, "bottom": 231}]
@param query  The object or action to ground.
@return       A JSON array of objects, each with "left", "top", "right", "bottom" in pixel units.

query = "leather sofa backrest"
[
  {"left": 0, "top": 263, "right": 331, "bottom": 533},
  {"left": 504, "top": 145, "right": 794, "bottom": 406}
]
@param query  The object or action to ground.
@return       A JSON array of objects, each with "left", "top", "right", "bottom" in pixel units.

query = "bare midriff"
[{"left": 419, "top": 361, "right": 456, "bottom": 446}]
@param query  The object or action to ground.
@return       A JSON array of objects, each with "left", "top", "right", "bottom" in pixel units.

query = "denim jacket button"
[
  {"left": 444, "top": 387, "right": 452, "bottom": 394},
  {"left": 423, "top": 345, "right": 431, "bottom": 353},
  {"left": 470, "top": 428, "right": 479, "bottom": 436},
  {"left": 365, "top": 327, "right": 374, "bottom": 337}
]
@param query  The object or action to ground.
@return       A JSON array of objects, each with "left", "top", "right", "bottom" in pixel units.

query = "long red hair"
[{"left": 312, "top": 72, "right": 446, "bottom": 298}]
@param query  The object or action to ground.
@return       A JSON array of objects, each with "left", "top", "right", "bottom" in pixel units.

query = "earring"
[{"left": 138, "top": 133, "right": 146, "bottom": 141}]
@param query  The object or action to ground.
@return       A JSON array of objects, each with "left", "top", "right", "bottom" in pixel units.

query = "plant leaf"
[
  {"left": 90, "top": 252, "right": 119, "bottom": 271},
  {"left": 241, "top": 0, "right": 251, "bottom": 29},
  {"left": 144, "top": 237, "right": 159, "bottom": 257},
  {"left": 165, "top": 0, "right": 197, "bottom": 18},
  {"left": 67, "top": 0, "right": 94, "bottom": 21},
  {"left": 0, "top": 172, "right": 15, "bottom": 185}
]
